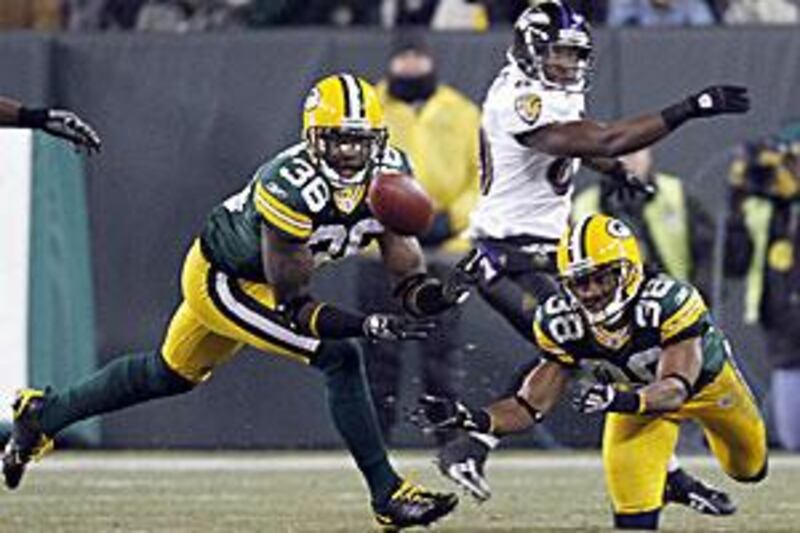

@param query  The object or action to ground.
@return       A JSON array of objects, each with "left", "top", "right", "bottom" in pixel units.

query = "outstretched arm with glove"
[
  {"left": 517, "top": 85, "right": 750, "bottom": 159},
  {"left": 0, "top": 96, "right": 101, "bottom": 154},
  {"left": 413, "top": 360, "right": 570, "bottom": 501}
]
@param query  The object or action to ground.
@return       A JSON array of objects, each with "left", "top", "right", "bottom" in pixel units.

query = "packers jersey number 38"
[{"left": 199, "top": 142, "right": 413, "bottom": 281}]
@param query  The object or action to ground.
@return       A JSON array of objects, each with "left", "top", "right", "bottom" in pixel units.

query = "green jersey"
[
  {"left": 200, "top": 142, "right": 413, "bottom": 281},
  {"left": 532, "top": 275, "right": 728, "bottom": 391}
]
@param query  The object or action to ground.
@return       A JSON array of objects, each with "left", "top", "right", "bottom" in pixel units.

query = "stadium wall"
[{"left": 0, "top": 28, "right": 797, "bottom": 449}]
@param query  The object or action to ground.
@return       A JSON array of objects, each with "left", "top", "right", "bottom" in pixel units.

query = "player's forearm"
[
  {"left": 486, "top": 361, "right": 567, "bottom": 435},
  {"left": 262, "top": 236, "right": 314, "bottom": 304},
  {"left": 0, "top": 97, "right": 22, "bottom": 125},
  {"left": 485, "top": 397, "right": 541, "bottom": 435},
  {"left": 582, "top": 156, "right": 623, "bottom": 176},
  {"left": 379, "top": 230, "right": 426, "bottom": 281},
  {"left": 638, "top": 377, "right": 691, "bottom": 413},
  {"left": 583, "top": 115, "right": 672, "bottom": 158},
  {"left": 521, "top": 114, "right": 670, "bottom": 159}
]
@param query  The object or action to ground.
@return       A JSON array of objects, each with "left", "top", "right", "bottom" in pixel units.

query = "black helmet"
[{"left": 510, "top": 0, "right": 594, "bottom": 93}]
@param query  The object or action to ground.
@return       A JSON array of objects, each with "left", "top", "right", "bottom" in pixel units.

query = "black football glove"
[
  {"left": 686, "top": 85, "right": 750, "bottom": 118},
  {"left": 663, "top": 86, "right": 750, "bottom": 130},
  {"left": 20, "top": 108, "right": 102, "bottom": 154},
  {"left": 437, "top": 433, "right": 496, "bottom": 502},
  {"left": 362, "top": 313, "right": 435, "bottom": 341},
  {"left": 606, "top": 168, "right": 657, "bottom": 204},
  {"left": 411, "top": 395, "right": 490, "bottom": 433},
  {"left": 445, "top": 246, "right": 499, "bottom": 289},
  {"left": 573, "top": 382, "right": 643, "bottom": 414}
]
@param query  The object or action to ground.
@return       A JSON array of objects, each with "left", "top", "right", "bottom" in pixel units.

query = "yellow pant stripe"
[{"left": 661, "top": 290, "right": 706, "bottom": 342}]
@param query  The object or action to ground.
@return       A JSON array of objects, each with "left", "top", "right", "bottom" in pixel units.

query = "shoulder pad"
[
  {"left": 635, "top": 276, "right": 708, "bottom": 344},
  {"left": 379, "top": 145, "right": 414, "bottom": 174},
  {"left": 532, "top": 295, "right": 582, "bottom": 366},
  {"left": 252, "top": 148, "right": 317, "bottom": 241}
]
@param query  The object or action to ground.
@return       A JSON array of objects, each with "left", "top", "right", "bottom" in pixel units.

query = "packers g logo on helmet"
[
  {"left": 556, "top": 214, "right": 644, "bottom": 325},
  {"left": 302, "top": 74, "right": 387, "bottom": 189}
]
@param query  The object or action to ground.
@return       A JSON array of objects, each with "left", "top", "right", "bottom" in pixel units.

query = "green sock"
[
  {"left": 313, "top": 340, "right": 401, "bottom": 508},
  {"left": 39, "top": 351, "right": 194, "bottom": 436}
]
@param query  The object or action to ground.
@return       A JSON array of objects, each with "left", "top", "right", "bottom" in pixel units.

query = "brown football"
[{"left": 368, "top": 171, "right": 434, "bottom": 236}]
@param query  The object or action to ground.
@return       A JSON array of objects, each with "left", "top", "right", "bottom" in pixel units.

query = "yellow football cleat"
[
  {"left": 373, "top": 479, "right": 458, "bottom": 531},
  {"left": 2, "top": 388, "right": 54, "bottom": 489}
]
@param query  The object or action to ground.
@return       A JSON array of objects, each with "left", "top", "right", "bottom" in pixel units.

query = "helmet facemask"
[
  {"left": 561, "top": 259, "right": 641, "bottom": 326},
  {"left": 536, "top": 38, "right": 593, "bottom": 93},
  {"left": 307, "top": 126, "right": 387, "bottom": 189}
]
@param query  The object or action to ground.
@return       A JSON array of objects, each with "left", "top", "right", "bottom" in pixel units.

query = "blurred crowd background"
[{"left": 1, "top": 0, "right": 799, "bottom": 32}]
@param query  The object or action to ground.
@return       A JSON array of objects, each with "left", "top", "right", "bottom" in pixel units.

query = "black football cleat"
[
  {"left": 3, "top": 389, "right": 53, "bottom": 490},
  {"left": 664, "top": 468, "right": 736, "bottom": 516},
  {"left": 373, "top": 480, "right": 458, "bottom": 531}
]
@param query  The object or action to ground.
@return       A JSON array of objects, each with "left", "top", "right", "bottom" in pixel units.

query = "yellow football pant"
[
  {"left": 160, "top": 240, "right": 321, "bottom": 383},
  {"left": 603, "top": 361, "right": 767, "bottom": 514}
]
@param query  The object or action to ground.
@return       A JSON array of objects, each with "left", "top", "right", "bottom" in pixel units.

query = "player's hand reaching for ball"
[{"left": 362, "top": 313, "right": 435, "bottom": 341}]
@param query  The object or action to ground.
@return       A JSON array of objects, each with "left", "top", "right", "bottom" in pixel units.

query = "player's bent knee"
[
  {"left": 152, "top": 352, "right": 197, "bottom": 394},
  {"left": 614, "top": 509, "right": 660, "bottom": 530},
  {"left": 731, "top": 458, "right": 768, "bottom": 484}
]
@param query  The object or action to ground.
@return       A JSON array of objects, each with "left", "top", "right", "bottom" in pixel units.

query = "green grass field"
[{"left": 0, "top": 452, "right": 797, "bottom": 532}]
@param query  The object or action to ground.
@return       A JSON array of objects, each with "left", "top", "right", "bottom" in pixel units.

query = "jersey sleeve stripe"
[
  {"left": 660, "top": 291, "right": 708, "bottom": 342},
  {"left": 255, "top": 183, "right": 312, "bottom": 227},
  {"left": 254, "top": 186, "right": 313, "bottom": 239},
  {"left": 256, "top": 200, "right": 313, "bottom": 239},
  {"left": 532, "top": 320, "right": 570, "bottom": 358}
]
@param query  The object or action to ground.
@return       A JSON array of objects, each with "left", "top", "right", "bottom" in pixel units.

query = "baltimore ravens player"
[
  {"left": 0, "top": 95, "right": 101, "bottom": 152},
  {"left": 2, "top": 74, "right": 460, "bottom": 530},
  {"left": 451, "top": 0, "right": 747, "bottom": 515},
  {"left": 421, "top": 214, "right": 768, "bottom": 530}
]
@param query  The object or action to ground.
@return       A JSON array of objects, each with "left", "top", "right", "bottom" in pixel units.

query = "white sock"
[{"left": 667, "top": 456, "right": 681, "bottom": 474}]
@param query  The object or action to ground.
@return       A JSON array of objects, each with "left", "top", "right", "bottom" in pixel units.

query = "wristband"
[
  {"left": 17, "top": 107, "right": 48, "bottom": 128},
  {"left": 660, "top": 100, "right": 694, "bottom": 131},
  {"left": 514, "top": 394, "right": 544, "bottom": 423},
  {"left": 607, "top": 390, "right": 642, "bottom": 414},
  {"left": 663, "top": 373, "right": 695, "bottom": 399},
  {"left": 312, "top": 304, "right": 366, "bottom": 339},
  {"left": 394, "top": 273, "right": 450, "bottom": 318}
]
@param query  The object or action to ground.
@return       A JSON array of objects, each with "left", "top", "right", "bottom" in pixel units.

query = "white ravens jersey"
[{"left": 469, "top": 63, "right": 585, "bottom": 242}]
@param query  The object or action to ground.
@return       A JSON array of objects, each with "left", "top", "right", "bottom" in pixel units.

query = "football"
[{"left": 368, "top": 171, "right": 434, "bottom": 236}]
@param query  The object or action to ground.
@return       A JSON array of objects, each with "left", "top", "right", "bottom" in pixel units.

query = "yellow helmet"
[
  {"left": 302, "top": 73, "right": 387, "bottom": 188},
  {"left": 556, "top": 214, "right": 644, "bottom": 325}
]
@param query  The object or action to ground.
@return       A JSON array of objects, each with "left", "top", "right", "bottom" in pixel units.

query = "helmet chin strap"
[
  {"left": 536, "top": 60, "right": 590, "bottom": 94},
  {"left": 317, "top": 157, "right": 368, "bottom": 189}
]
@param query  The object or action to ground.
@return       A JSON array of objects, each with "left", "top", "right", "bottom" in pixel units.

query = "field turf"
[{"left": 0, "top": 452, "right": 797, "bottom": 532}]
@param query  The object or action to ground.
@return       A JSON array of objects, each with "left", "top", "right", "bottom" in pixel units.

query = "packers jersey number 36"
[{"left": 199, "top": 142, "right": 413, "bottom": 281}]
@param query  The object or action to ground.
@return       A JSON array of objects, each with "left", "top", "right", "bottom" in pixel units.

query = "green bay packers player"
[
  {"left": 0, "top": 95, "right": 101, "bottom": 152},
  {"left": 2, "top": 74, "right": 461, "bottom": 530},
  {"left": 419, "top": 214, "right": 767, "bottom": 530}
]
